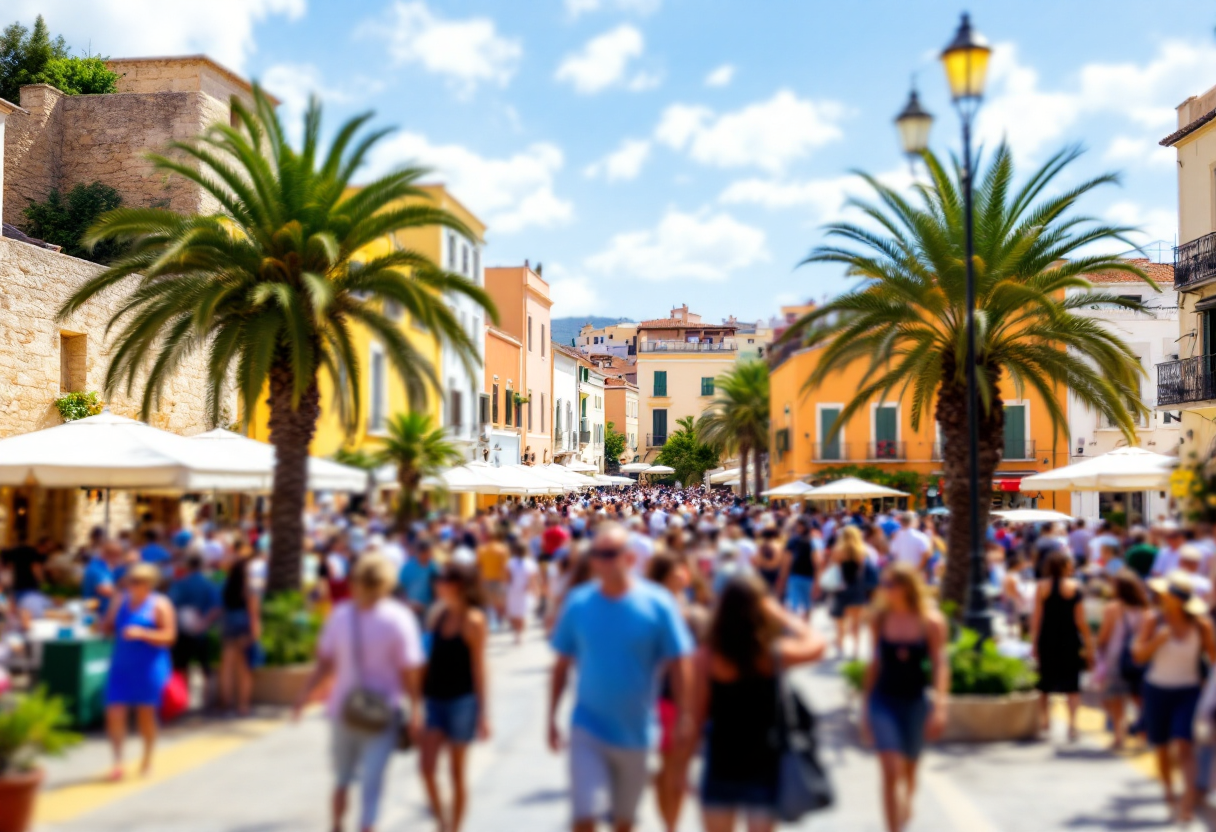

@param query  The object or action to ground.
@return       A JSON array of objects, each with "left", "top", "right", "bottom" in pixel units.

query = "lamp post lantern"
[
  {"left": 894, "top": 86, "right": 933, "bottom": 170},
  {"left": 940, "top": 12, "right": 992, "bottom": 636}
]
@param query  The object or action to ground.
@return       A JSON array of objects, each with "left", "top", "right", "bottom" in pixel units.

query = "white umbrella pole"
[{"left": 104, "top": 488, "right": 111, "bottom": 536}]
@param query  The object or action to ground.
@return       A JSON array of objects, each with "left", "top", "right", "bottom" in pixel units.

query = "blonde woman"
[
  {"left": 861, "top": 562, "right": 948, "bottom": 832},
  {"left": 295, "top": 555, "right": 425, "bottom": 832},
  {"left": 832, "top": 525, "right": 871, "bottom": 660}
]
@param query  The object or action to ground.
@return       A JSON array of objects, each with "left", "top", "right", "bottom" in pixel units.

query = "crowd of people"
[{"left": 12, "top": 489, "right": 1216, "bottom": 828}]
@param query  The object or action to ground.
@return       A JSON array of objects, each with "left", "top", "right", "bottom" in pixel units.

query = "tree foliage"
[
  {"left": 0, "top": 16, "right": 117, "bottom": 102},
  {"left": 604, "top": 420, "right": 627, "bottom": 468},
  {"left": 654, "top": 415, "right": 720, "bottom": 486},
  {"left": 21, "top": 181, "right": 126, "bottom": 262},
  {"left": 696, "top": 360, "right": 770, "bottom": 500},
  {"left": 374, "top": 412, "right": 463, "bottom": 529},
  {"left": 810, "top": 464, "right": 921, "bottom": 501}
]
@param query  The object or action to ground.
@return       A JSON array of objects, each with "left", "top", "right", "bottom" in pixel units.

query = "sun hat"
[
  {"left": 1148, "top": 570, "right": 1210, "bottom": 616},
  {"left": 1179, "top": 544, "right": 1205, "bottom": 564}
]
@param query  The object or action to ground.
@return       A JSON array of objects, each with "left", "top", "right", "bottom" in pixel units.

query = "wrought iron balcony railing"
[
  {"left": 647, "top": 432, "right": 668, "bottom": 447},
  {"left": 812, "top": 442, "right": 851, "bottom": 462},
  {"left": 1158, "top": 355, "right": 1216, "bottom": 406},
  {"left": 867, "top": 440, "right": 906, "bottom": 461},
  {"left": 1175, "top": 232, "right": 1216, "bottom": 290}
]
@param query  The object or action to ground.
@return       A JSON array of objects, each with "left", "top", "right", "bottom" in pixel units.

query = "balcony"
[
  {"left": 647, "top": 432, "right": 667, "bottom": 447},
  {"left": 1158, "top": 355, "right": 1216, "bottom": 406},
  {"left": 866, "top": 440, "right": 905, "bottom": 461},
  {"left": 812, "top": 442, "right": 851, "bottom": 462},
  {"left": 638, "top": 340, "right": 738, "bottom": 354},
  {"left": 1175, "top": 232, "right": 1216, "bottom": 291},
  {"left": 1004, "top": 439, "right": 1037, "bottom": 461}
]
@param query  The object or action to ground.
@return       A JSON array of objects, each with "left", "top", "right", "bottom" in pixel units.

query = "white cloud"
[
  {"left": 370, "top": 1, "right": 521, "bottom": 95},
  {"left": 564, "top": 0, "right": 660, "bottom": 18},
  {"left": 1103, "top": 200, "right": 1177, "bottom": 249},
  {"left": 260, "top": 62, "right": 350, "bottom": 141},
  {"left": 704, "top": 64, "right": 735, "bottom": 87},
  {"left": 1104, "top": 136, "right": 1173, "bottom": 169},
  {"left": 585, "top": 209, "right": 769, "bottom": 281},
  {"left": 584, "top": 138, "right": 651, "bottom": 181},
  {"left": 366, "top": 135, "right": 573, "bottom": 235},
  {"left": 7, "top": 0, "right": 302, "bottom": 72},
  {"left": 720, "top": 168, "right": 914, "bottom": 222},
  {"left": 546, "top": 266, "right": 602, "bottom": 316},
  {"left": 654, "top": 90, "right": 846, "bottom": 173},
  {"left": 555, "top": 25, "right": 657, "bottom": 95}
]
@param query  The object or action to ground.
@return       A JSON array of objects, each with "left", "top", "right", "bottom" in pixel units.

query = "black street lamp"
[
  {"left": 941, "top": 12, "right": 993, "bottom": 636},
  {"left": 894, "top": 85, "right": 933, "bottom": 170}
]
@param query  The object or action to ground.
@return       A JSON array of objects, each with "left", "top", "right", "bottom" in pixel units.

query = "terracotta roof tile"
[
  {"left": 638, "top": 318, "right": 736, "bottom": 329},
  {"left": 1081, "top": 258, "right": 1173, "bottom": 285}
]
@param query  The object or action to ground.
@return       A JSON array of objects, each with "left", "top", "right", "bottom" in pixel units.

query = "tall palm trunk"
[
  {"left": 266, "top": 357, "right": 321, "bottom": 594},
  {"left": 936, "top": 365, "right": 1005, "bottom": 610},
  {"left": 738, "top": 442, "right": 751, "bottom": 502},
  {"left": 752, "top": 447, "right": 764, "bottom": 502},
  {"left": 396, "top": 465, "right": 419, "bottom": 533}
]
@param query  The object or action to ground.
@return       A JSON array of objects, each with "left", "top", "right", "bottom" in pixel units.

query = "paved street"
[{"left": 32, "top": 616, "right": 1198, "bottom": 831}]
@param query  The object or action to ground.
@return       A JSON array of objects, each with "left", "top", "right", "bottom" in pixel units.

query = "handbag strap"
[{"left": 350, "top": 602, "right": 366, "bottom": 687}]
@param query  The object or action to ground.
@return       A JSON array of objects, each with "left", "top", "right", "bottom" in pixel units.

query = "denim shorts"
[
  {"left": 700, "top": 773, "right": 778, "bottom": 814},
  {"left": 425, "top": 694, "right": 479, "bottom": 743},
  {"left": 868, "top": 692, "right": 929, "bottom": 759},
  {"left": 1142, "top": 682, "right": 1200, "bottom": 746},
  {"left": 222, "top": 609, "right": 251, "bottom": 640},
  {"left": 785, "top": 575, "right": 814, "bottom": 614}
]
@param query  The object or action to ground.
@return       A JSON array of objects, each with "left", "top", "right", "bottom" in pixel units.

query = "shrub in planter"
[
  {"left": 0, "top": 688, "right": 81, "bottom": 832},
  {"left": 948, "top": 628, "right": 1037, "bottom": 695},
  {"left": 253, "top": 593, "right": 322, "bottom": 707}
]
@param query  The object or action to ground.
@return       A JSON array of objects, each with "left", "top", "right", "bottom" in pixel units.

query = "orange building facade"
[
  {"left": 483, "top": 325, "right": 524, "bottom": 467},
  {"left": 485, "top": 264, "right": 553, "bottom": 464}
]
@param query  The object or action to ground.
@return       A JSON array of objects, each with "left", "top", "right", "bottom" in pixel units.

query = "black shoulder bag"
[
  {"left": 774, "top": 657, "right": 834, "bottom": 822},
  {"left": 341, "top": 605, "right": 395, "bottom": 734}
]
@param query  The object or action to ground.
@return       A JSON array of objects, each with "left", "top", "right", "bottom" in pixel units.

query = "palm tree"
[
  {"left": 697, "top": 360, "right": 770, "bottom": 501},
  {"left": 374, "top": 412, "right": 462, "bottom": 530},
  {"left": 781, "top": 144, "right": 1151, "bottom": 607},
  {"left": 653, "top": 416, "right": 720, "bottom": 486},
  {"left": 58, "top": 88, "right": 495, "bottom": 593}
]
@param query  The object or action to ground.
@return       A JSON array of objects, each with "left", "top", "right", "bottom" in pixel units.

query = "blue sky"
[{"left": 13, "top": 0, "right": 1214, "bottom": 322}]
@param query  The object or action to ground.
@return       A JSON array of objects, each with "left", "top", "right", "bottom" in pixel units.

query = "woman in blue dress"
[{"left": 104, "top": 562, "right": 176, "bottom": 780}]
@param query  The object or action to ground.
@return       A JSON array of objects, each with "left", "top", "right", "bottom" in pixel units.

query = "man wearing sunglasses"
[{"left": 548, "top": 522, "right": 693, "bottom": 832}]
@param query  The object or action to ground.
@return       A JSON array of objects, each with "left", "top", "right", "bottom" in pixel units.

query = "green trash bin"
[{"left": 38, "top": 638, "right": 114, "bottom": 729}]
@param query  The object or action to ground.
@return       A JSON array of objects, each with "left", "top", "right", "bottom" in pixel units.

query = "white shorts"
[{"left": 568, "top": 726, "right": 649, "bottom": 824}]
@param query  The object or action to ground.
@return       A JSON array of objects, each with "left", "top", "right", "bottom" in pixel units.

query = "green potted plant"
[
  {"left": 251, "top": 593, "right": 322, "bottom": 707},
  {"left": 840, "top": 628, "right": 1038, "bottom": 742},
  {"left": 0, "top": 688, "right": 81, "bottom": 832}
]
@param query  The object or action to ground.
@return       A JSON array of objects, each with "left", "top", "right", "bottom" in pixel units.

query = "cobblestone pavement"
[{"left": 33, "top": 615, "right": 1203, "bottom": 832}]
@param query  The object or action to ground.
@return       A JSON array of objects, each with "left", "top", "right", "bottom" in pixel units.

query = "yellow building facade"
[
  {"left": 248, "top": 185, "right": 485, "bottom": 457},
  {"left": 768, "top": 345, "right": 1069, "bottom": 510}
]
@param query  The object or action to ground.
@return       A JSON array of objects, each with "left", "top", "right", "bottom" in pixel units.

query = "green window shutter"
[
  {"left": 820, "top": 407, "right": 841, "bottom": 460},
  {"left": 654, "top": 370, "right": 667, "bottom": 396},
  {"left": 653, "top": 409, "right": 667, "bottom": 441},
  {"left": 875, "top": 406, "right": 897, "bottom": 441},
  {"left": 701, "top": 377, "right": 714, "bottom": 396},
  {"left": 1004, "top": 404, "right": 1026, "bottom": 459}
]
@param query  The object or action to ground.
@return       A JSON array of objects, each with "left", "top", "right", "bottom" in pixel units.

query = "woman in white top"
[
  {"left": 1095, "top": 570, "right": 1150, "bottom": 750},
  {"left": 1133, "top": 570, "right": 1216, "bottom": 823},
  {"left": 505, "top": 539, "right": 538, "bottom": 645}
]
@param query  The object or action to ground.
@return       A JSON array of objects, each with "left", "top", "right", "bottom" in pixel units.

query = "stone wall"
[{"left": 0, "top": 236, "right": 231, "bottom": 436}]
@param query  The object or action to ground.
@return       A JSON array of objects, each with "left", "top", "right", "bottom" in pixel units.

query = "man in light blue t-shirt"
[{"left": 549, "top": 522, "right": 693, "bottom": 831}]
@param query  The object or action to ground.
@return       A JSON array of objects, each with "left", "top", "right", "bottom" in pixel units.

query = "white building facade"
[
  {"left": 440, "top": 227, "right": 485, "bottom": 462},
  {"left": 552, "top": 344, "right": 581, "bottom": 463},
  {"left": 1067, "top": 262, "right": 1180, "bottom": 525},
  {"left": 578, "top": 364, "right": 608, "bottom": 473}
]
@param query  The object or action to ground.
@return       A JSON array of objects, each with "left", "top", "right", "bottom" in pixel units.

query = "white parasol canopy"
[
  {"left": 708, "top": 466, "right": 755, "bottom": 484},
  {"left": 605, "top": 475, "right": 635, "bottom": 485},
  {"left": 536, "top": 464, "right": 595, "bottom": 489},
  {"left": 761, "top": 480, "right": 814, "bottom": 498},
  {"left": 619, "top": 462, "right": 651, "bottom": 473},
  {"left": 1018, "top": 446, "right": 1176, "bottom": 492},
  {"left": 802, "top": 477, "right": 908, "bottom": 500},
  {"left": 564, "top": 460, "right": 599, "bottom": 473},
  {"left": 646, "top": 464, "right": 676, "bottom": 475},
  {"left": 187, "top": 429, "right": 369, "bottom": 493},
  {"left": 0, "top": 409, "right": 265, "bottom": 490},
  {"left": 993, "top": 508, "right": 1074, "bottom": 524}
]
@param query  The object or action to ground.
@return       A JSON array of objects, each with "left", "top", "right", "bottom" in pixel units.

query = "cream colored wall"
[
  {"left": 523, "top": 289, "right": 552, "bottom": 460},
  {"left": 638, "top": 353, "right": 736, "bottom": 458},
  {"left": 1175, "top": 123, "right": 1216, "bottom": 246}
]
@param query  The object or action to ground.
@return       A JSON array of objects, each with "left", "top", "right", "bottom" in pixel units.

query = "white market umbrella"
[
  {"left": 646, "top": 465, "right": 676, "bottom": 475},
  {"left": 534, "top": 464, "right": 593, "bottom": 490},
  {"left": 993, "top": 508, "right": 1074, "bottom": 524},
  {"left": 708, "top": 466, "right": 754, "bottom": 484},
  {"left": 619, "top": 462, "right": 651, "bottom": 474},
  {"left": 422, "top": 461, "right": 506, "bottom": 495},
  {"left": 762, "top": 480, "right": 814, "bottom": 498},
  {"left": 494, "top": 465, "right": 568, "bottom": 496},
  {"left": 188, "top": 428, "right": 368, "bottom": 493},
  {"left": 605, "top": 475, "right": 635, "bottom": 485},
  {"left": 802, "top": 477, "right": 908, "bottom": 500},
  {"left": 0, "top": 409, "right": 264, "bottom": 490},
  {"left": 1018, "top": 446, "right": 1176, "bottom": 492},
  {"left": 564, "top": 460, "right": 599, "bottom": 473},
  {"left": 589, "top": 474, "right": 615, "bottom": 486}
]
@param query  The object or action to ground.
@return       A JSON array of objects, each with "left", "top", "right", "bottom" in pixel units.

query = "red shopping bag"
[{"left": 160, "top": 671, "right": 189, "bottom": 722}]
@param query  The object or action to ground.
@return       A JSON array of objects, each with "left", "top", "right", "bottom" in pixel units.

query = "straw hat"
[{"left": 1148, "top": 570, "right": 1210, "bottom": 616}]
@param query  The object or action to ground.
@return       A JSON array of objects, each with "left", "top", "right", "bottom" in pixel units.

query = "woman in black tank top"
[
  {"left": 692, "top": 574, "right": 825, "bottom": 831},
  {"left": 862, "top": 562, "right": 949, "bottom": 832},
  {"left": 420, "top": 563, "right": 488, "bottom": 832}
]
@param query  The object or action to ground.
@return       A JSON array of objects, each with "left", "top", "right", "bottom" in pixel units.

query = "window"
[
  {"left": 528, "top": 389, "right": 533, "bottom": 430},
  {"left": 384, "top": 299, "right": 402, "bottom": 320},
  {"left": 541, "top": 325, "right": 546, "bottom": 356},
  {"left": 492, "top": 383, "right": 500, "bottom": 424},
  {"left": 461, "top": 244, "right": 469, "bottom": 277},
  {"left": 652, "top": 409, "right": 668, "bottom": 444},
  {"left": 700, "top": 377, "right": 714, "bottom": 396},
  {"left": 473, "top": 248, "right": 480, "bottom": 282},
  {"left": 479, "top": 393, "right": 489, "bottom": 426},
  {"left": 449, "top": 389, "right": 463, "bottom": 429},
  {"left": 875, "top": 405, "right": 898, "bottom": 459},
  {"left": 448, "top": 233, "right": 457, "bottom": 270},
  {"left": 653, "top": 370, "right": 667, "bottom": 397},
  {"left": 370, "top": 345, "right": 387, "bottom": 432},
  {"left": 1004, "top": 404, "right": 1027, "bottom": 459},
  {"left": 59, "top": 332, "right": 86, "bottom": 393},
  {"left": 505, "top": 387, "right": 513, "bottom": 426},
  {"left": 540, "top": 393, "right": 546, "bottom": 432},
  {"left": 819, "top": 407, "right": 841, "bottom": 460},
  {"left": 528, "top": 316, "right": 533, "bottom": 351},
  {"left": 472, "top": 316, "right": 481, "bottom": 346},
  {"left": 555, "top": 398, "right": 562, "bottom": 433}
]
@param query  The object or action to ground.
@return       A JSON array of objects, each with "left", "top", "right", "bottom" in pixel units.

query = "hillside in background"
[{"left": 550, "top": 316, "right": 635, "bottom": 347}]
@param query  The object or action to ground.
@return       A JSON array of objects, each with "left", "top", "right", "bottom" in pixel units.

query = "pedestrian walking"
[
  {"left": 1094, "top": 569, "right": 1149, "bottom": 749},
  {"left": 103, "top": 563, "right": 177, "bottom": 780},
  {"left": 1030, "top": 551, "right": 1095, "bottom": 741},
  {"left": 167, "top": 554, "right": 221, "bottom": 708},
  {"left": 861, "top": 562, "right": 948, "bottom": 832},
  {"left": 752, "top": 526, "right": 786, "bottom": 596},
  {"left": 783, "top": 518, "right": 816, "bottom": 620},
  {"left": 476, "top": 528, "right": 509, "bottom": 630},
  {"left": 1134, "top": 570, "right": 1216, "bottom": 823},
  {"left": 692, "top": 574, "right": 825, "bottom": 832},
  {"left": 548, "top": 522, "right": 694, "bottom": 832},
  {"left": 505, "top": 538, "right": 538, "bottom": 645},
  {"left": 830, "top": 526, "right": 870, "bottom": 661},
  {"left": 294, "top": 555, "right": 426, "bottom": 832},
  {"left": 421, "top": 562, "right": 490, "bottom": 832},
  {"left": 219, "top": 543, "right": 261, "bottom": 717}
]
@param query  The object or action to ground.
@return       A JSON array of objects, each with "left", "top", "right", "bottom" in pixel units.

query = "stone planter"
[
  {"left": 251, "top": 664, "right": 314, "bottom": 707},
  {"left": 941, "top": 691, "right": 1039, "bottom": 742},
  {"left": 0, "top": 769, "right": 43, "bottom": 832}
]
